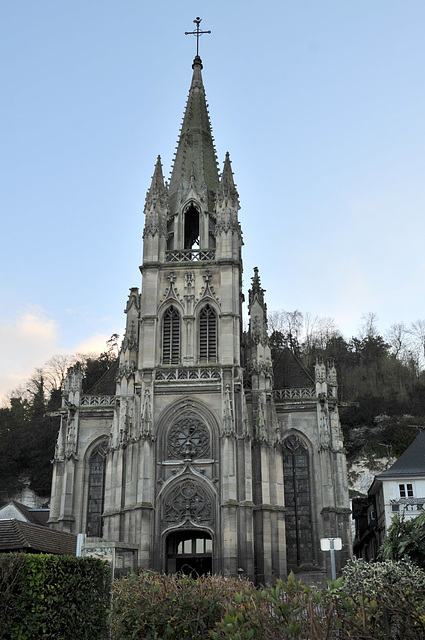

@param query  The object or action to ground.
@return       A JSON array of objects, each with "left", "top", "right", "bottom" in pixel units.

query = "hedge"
[
  {"left": 111, "top": 562, "right": 425, "bottom": 640},
  {"left": 0, "top": 554, "right": 110, "bottom": 640}
]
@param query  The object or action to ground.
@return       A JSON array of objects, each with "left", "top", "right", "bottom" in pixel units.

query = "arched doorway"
[{"left": 166, "top": 530, "right": 212, "bottom": 576}]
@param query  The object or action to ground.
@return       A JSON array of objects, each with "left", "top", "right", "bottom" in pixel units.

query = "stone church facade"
[{"left": 49, "top": 54, "right": 352, "bottom": 585}]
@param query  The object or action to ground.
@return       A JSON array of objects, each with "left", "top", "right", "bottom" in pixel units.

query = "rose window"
[{"left": 168, "top": 412, "right": 210, "bottom": 460}]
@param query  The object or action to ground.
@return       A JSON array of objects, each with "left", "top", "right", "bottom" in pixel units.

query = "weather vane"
[{"left": 185, "top": 17, "right": 211, "bottom": 57}]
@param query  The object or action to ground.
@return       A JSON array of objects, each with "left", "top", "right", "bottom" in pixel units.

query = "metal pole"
[{"left": 329, "top": 538, "right": 336, "bottom": 581}]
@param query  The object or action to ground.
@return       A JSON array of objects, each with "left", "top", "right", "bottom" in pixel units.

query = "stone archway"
[{"left": 166, "top": 529, "right": 212, "bottom": 576}]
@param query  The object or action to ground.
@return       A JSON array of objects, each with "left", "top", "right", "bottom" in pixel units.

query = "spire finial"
[{"left": 185, "top": 17, "right": 211, "bottom": 58}]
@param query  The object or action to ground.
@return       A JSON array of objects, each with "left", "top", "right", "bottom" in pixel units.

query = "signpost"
[{"left": 320, "top": 537, "right": 342, "bottom": 581}]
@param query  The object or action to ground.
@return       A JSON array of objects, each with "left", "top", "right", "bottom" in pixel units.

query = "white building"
[{"left": 368, "top": 430, "right": 425, "bottom": 550}]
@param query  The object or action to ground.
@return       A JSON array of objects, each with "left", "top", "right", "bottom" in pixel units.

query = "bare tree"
[
  {"left": 314, "top": 316, "right": 340, "bottom": 350},
  {"left": 268, "top": 310, "right": 303, "bottom": 338},
  {"left": 359, "top": 312, "right": 379, "bottom": 340},
  {"left": 25, "top": 368, "right": 45, "bottom": 400},
  {"left": 43, "top": 354, "right": 78, "bottom": 394},
  {"left": 386, "top": 322, "right": 409, "bottom": 359},
  {"left": 303, "top": 313, "right": 320, "bottom": 352},
  {"left": 408, "top": 320, "right": 425, "bottom": 371}
]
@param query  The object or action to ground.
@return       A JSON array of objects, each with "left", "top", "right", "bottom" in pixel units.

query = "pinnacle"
[
  {"left": 252, "top": 267, "right": 262, "bottom": 291},
  {"left": 220, "top": 153, "right": 237, "bottom": 188},
  {"left": 145, "top": 156, "right": 168, "bottom": 211},
  {"left": 248, "top": 267, "right": 267, "bottom": 315},
  {"left": 216, "top": 152, "right": 240, "bottom": 210},
  {"left": 148, "top": 156, "right": 166, "bottom": 194}
]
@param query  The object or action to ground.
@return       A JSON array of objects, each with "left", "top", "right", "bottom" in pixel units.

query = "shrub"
[
  {"left": 339, "top": 557, "right": 425, "bottom": 639},
  {"left": 111, "top": 571, "right": 248, "bottom": 640},
  {"left": 111, "top": 565, "right": 425, "bottom": 640},
  {"left": 210, "top": 574, "right": 335, "bottom": 640},
  {"left": 380, "top": 511, "right": 425, "bottom": 568},
  {"left": 0, "top": 554, "right": 110, "bottom": 640}
]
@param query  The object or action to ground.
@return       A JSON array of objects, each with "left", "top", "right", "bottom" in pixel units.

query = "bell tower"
[
  {"left": 49, "top": 20, "right": 351, "bottom": 585},
  {"left": 99, "top": 46, "right": 284, "bottom": 582}
]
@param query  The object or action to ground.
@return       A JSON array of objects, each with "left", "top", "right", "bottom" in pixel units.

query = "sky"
[{"left": 1, "top": 1, "right": 424, "bottom": 399}]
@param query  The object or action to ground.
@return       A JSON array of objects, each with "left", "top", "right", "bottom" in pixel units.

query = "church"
[{"left": 49, "top": 38, "right": 352, "bottom": 585}]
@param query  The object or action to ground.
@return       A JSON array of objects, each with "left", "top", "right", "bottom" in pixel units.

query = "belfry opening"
[{"left": 184, "top": 202, "right": 200, "bottom": 250}]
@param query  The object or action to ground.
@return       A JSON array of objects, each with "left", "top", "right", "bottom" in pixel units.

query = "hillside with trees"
[{"left": 269, "top": 311, "right": 425, "bottom": 490}]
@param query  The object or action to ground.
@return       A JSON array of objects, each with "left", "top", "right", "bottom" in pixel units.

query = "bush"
[
  {"left": 0, "top": 554, "right": 110, "bottom": 640},
  {"left": 210, "top": 575, "right": 335, "bottom": 640},
  {"left": 339, "top": 557, "right": 425, "bottom": 639},
  {"left": 111, "top": 571, "right": 249, "bottom": 639},
  {"left": 112, "top": 567, "right": 425, "bottom": 640}
]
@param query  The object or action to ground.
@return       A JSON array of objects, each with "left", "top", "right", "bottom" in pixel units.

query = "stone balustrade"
[
  {"left": 80, "top": 395, "right": 116, "bottom": 407},
  {"left": 273, "top": 387, "right": 316, "bottom": 401},
  {"left": 165, "top": 249, "right": 215, "bottom": 262},
  {"left": 155, "top": 367, "right": 221, "bottom": 381}
]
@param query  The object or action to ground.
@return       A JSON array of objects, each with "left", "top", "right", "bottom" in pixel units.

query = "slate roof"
[
  {"left": 1, "top": 500, "right": 50, "bottom": 526},
  {"left": 272, "top": 347, "right": 315, "bottom": 389},
  {"left": 86, "top": 359, "right": 118, "bottom": 395},
  {"left": 377, "top": 430, "right": 425, "bottom": 478},
  {"left": 0, "top": 520, "right": 77, "bottom": 555}
]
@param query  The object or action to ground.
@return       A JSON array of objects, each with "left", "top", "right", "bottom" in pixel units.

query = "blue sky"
[{"left": 1, "top": 1, "right": 424, "bottom": 398}]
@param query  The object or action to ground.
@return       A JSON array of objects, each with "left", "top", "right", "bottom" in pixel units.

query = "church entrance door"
[{"left": 166, "top": 530, "right": 212, "bottom": 576}]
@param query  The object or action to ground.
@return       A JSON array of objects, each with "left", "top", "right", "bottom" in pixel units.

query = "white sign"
[{"left": 320, "top": 537, "right": 342, "bottom": 551}]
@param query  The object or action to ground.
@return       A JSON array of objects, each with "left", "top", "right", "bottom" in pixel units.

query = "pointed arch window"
[
  {"left": 86, "top": 440, "right": 108, "bottom": 537},
  {"left": 163, "top": 305, "right": 180, "bottom": 364},
  {"left": 282, "top": 435, "right": 313, "bottom": 569},
  {"left": 199, "top": 304, "right": 217, "bottom": 362}
]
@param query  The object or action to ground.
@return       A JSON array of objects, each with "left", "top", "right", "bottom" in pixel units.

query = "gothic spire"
[
  {"left": 217, "top": 152, "right": 240, "bottom": 209},
  {"left": 145, "top": 155, "right": 167, "bottom": 209},
  {"left": 168, "top": 57, "right": 219, "bottom": 214},
  {"left": 143, "top": 156, "right": 168, "bottom": 242}
]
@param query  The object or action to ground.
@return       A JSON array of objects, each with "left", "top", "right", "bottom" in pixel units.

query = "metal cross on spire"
[{"left": 185, "top": 17, "right": 211, "bottom": 57}]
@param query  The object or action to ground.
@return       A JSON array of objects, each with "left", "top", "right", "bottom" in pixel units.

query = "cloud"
[
  {"left": 73, "top": 333, "right": 113, "bottom": 355},
  {"left": 0, "top": 306, "right": 111, "bottom": 403},
  {"left": 0, "top": 307, "right": 60, "bottom": 398}
]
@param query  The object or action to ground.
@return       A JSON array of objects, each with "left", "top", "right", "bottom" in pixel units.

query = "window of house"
[
  {"left": 163, "top": 305, "right": 180, "bottom": 364},
  {"left": 199, "top": 304, "right": 217, "bottom": 361},
  {"left": 399, "top": 483, "right": 414, "bottom": 498},
  {"left": 86, "top": 441, "right": 108, "bottom": 537}
]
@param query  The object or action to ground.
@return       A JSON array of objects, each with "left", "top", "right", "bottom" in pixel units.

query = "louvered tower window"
[
  {"left": 163, "top": 305, "right": 180, "bottom": 364},
  {"left": 199, "top": 304, "right": 217, "bottom": 361}
]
